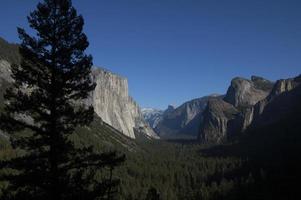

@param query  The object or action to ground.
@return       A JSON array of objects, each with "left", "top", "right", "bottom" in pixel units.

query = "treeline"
[
  {"left": 0, "top": 0, "right": 300, "bottom": 199},
  {"left": 0, "top": 0, "right": 126, "bottom": 199},
  {"left": 114, "top": 141, "right": 259, "bottom": 200},
  {"left": 1, "top": 94, "right": 300, "bottom": 200}
]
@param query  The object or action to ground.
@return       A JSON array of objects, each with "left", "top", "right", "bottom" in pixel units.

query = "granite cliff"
[
  {"left": 155, "top": 96, "right": 221, "bottom": 139},
  {"left": 223, "top": 76, "right": 273, "bottom": 108},
  {"left": 199, "top": 75, "right": 301, "bottom": 144},
  {"left": 0, "top": 37, "right": 157, "bottom": 140},
  {"left": 199, "top": 76, "right": 274, "bottom": 143},
  {"left": 0, "top": 60, "right": 12, "bottom": 105},
  {"left": 198, "top": 98, "right": 240, "bottom": 143},
  {"left": 91, "top": 68, "right": 157, "bottom": 139},
  {"left": 251, "top": 75, "right": 301, "bottom": 128}
]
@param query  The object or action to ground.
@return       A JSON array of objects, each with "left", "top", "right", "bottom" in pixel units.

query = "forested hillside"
[
  {"left": 0, "top": 0, "right": 300, "bottom": 198},
  {"left": 1, "top": 84, "right": 300, "bottom": 200}
]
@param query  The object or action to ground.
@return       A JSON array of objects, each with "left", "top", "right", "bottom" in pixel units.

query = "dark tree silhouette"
[
  {"left": 0, "top": 0, "right": 124, "bottom": 200},
  {"left": 145, "top": 187, "right": 161, "bottom": 200}
]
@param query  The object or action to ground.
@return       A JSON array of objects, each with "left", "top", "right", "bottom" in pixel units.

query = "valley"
[{"left": 1, "top": 34, "right": 301, "bottom": 199}]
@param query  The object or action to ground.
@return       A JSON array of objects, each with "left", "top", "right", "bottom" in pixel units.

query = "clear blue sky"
[{"left": 1, "top": 0, "right": 300, "bottom": 109}]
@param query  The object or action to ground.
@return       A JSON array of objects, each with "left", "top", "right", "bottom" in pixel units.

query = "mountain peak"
[
  {"left": 167, "top": 105, "right": 176, "bottom": 110},
  {"left": 224, "top": 75, "right": 273, "bottom": 107}
]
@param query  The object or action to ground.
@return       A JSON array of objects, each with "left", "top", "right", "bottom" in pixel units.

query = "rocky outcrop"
[
  {"left": 0, "top": 60, "right": 12, "bottom": 103},
  {"left": 0, "top": 60, "right": 12, "bottom": 139},
  {"left": 199, "top": 75, "right": 301, "bottom": 144},
  {"left": 248, "top": 76, "right": 301, "bottom": 123},
  {"left": 268, "top": 77, "right": 300, "bottom": 99},
  {"left": 199, "top": 76, "right": 274, "bottom": 143},
  {"left": 155, "top": 96, "right": 221, "bottom": 139},
  {"left": 251, "top": 75, "right": 301, "bottom": 127},
  {"left": 198, "top": 98, "right": 241, "bottom": 143},
  {"left": 90, "top": 68, "right": 157, "bottom": 139},
  {"left": 0, "top": 60, "right": 12, "bottom": 81},
  {"left": 225, "top": 76, "right": 274, "bottom": 131},
  {"left": 224, "top": 76, "right": 273, "bottom": 108}
]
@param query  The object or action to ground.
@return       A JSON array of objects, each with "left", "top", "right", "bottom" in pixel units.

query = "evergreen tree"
[
  {"left": 0, "top": 0, "right": 124, "bottom": 199},
  {"left": 145, "top": 187, "right": 161, "bottom": 200}
]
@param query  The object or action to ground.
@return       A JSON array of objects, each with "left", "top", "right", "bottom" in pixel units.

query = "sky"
[{"left": 0, "top": 0, "right": 300, "bottom": 109}]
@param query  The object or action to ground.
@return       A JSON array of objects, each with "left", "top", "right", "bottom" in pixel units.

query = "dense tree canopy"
[{"left": 0, "top": 0, "right": 124, "bottom": 199}]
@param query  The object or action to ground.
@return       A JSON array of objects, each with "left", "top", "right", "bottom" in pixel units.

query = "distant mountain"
[
  {"left": 155, "top": 95, "right": 222, "bottom": 139},
  {"left": 199, "top": 76, "right": 274, "bottom": 143},
  {"left": 2, "top": 35, "right": 299, "bottom": 146},
  {"left": 198, "top": 75, "right": 301, "bottom": 144},
  {"left": 141, "top": 108, "right": 164, "bottom": 129},
  {"left": 201, "top": 80, "right": 301, "bottom": 199}
]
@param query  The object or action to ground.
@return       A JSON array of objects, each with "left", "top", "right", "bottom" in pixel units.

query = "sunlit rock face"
[
  {"left": 268, "top": 77, "right": 300, "bottom": 98},
  {"left": 0, "top": 60, "right": 12, "bottom": 81},
  {"left": 0, "top": 36, "right": 157, "bottom": 140},
  {"left": 91, "top": 68, "right": 158, "bottom": 139},
  {"left": 0, "top": 58, "right": 156, "bottom": 139},
  {"left": 223, "top": 76, "right": 273, "bottom": 108},
  {"left": 198, "top": 98, "right": 240, "bottom": 144},
  {"left": 0, "top": 60, "right": 12, "bottom": 103},
  {"left": 154, "top": 97, "right": 219, "bottom": 139},
  {"left": 199, "top": 75, "right": 301, "bottom": 144},
  {"left": 0, "top": 60, "right": 11, "bottom": 137},
  {"left": 199, "top": 76, "right": 274, "bottom": 143}
]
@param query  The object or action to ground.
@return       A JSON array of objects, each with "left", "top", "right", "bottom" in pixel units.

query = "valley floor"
[{"left": 1, "top": 113, "right": 301, "bottom": 200}]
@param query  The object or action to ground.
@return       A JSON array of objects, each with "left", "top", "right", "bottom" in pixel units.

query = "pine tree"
[
  {"left": 145, "top": 187, "right": 161, "bottom": 200},
  {"left": 0, "top": 0, "right": 124, "bottom": 199}
]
